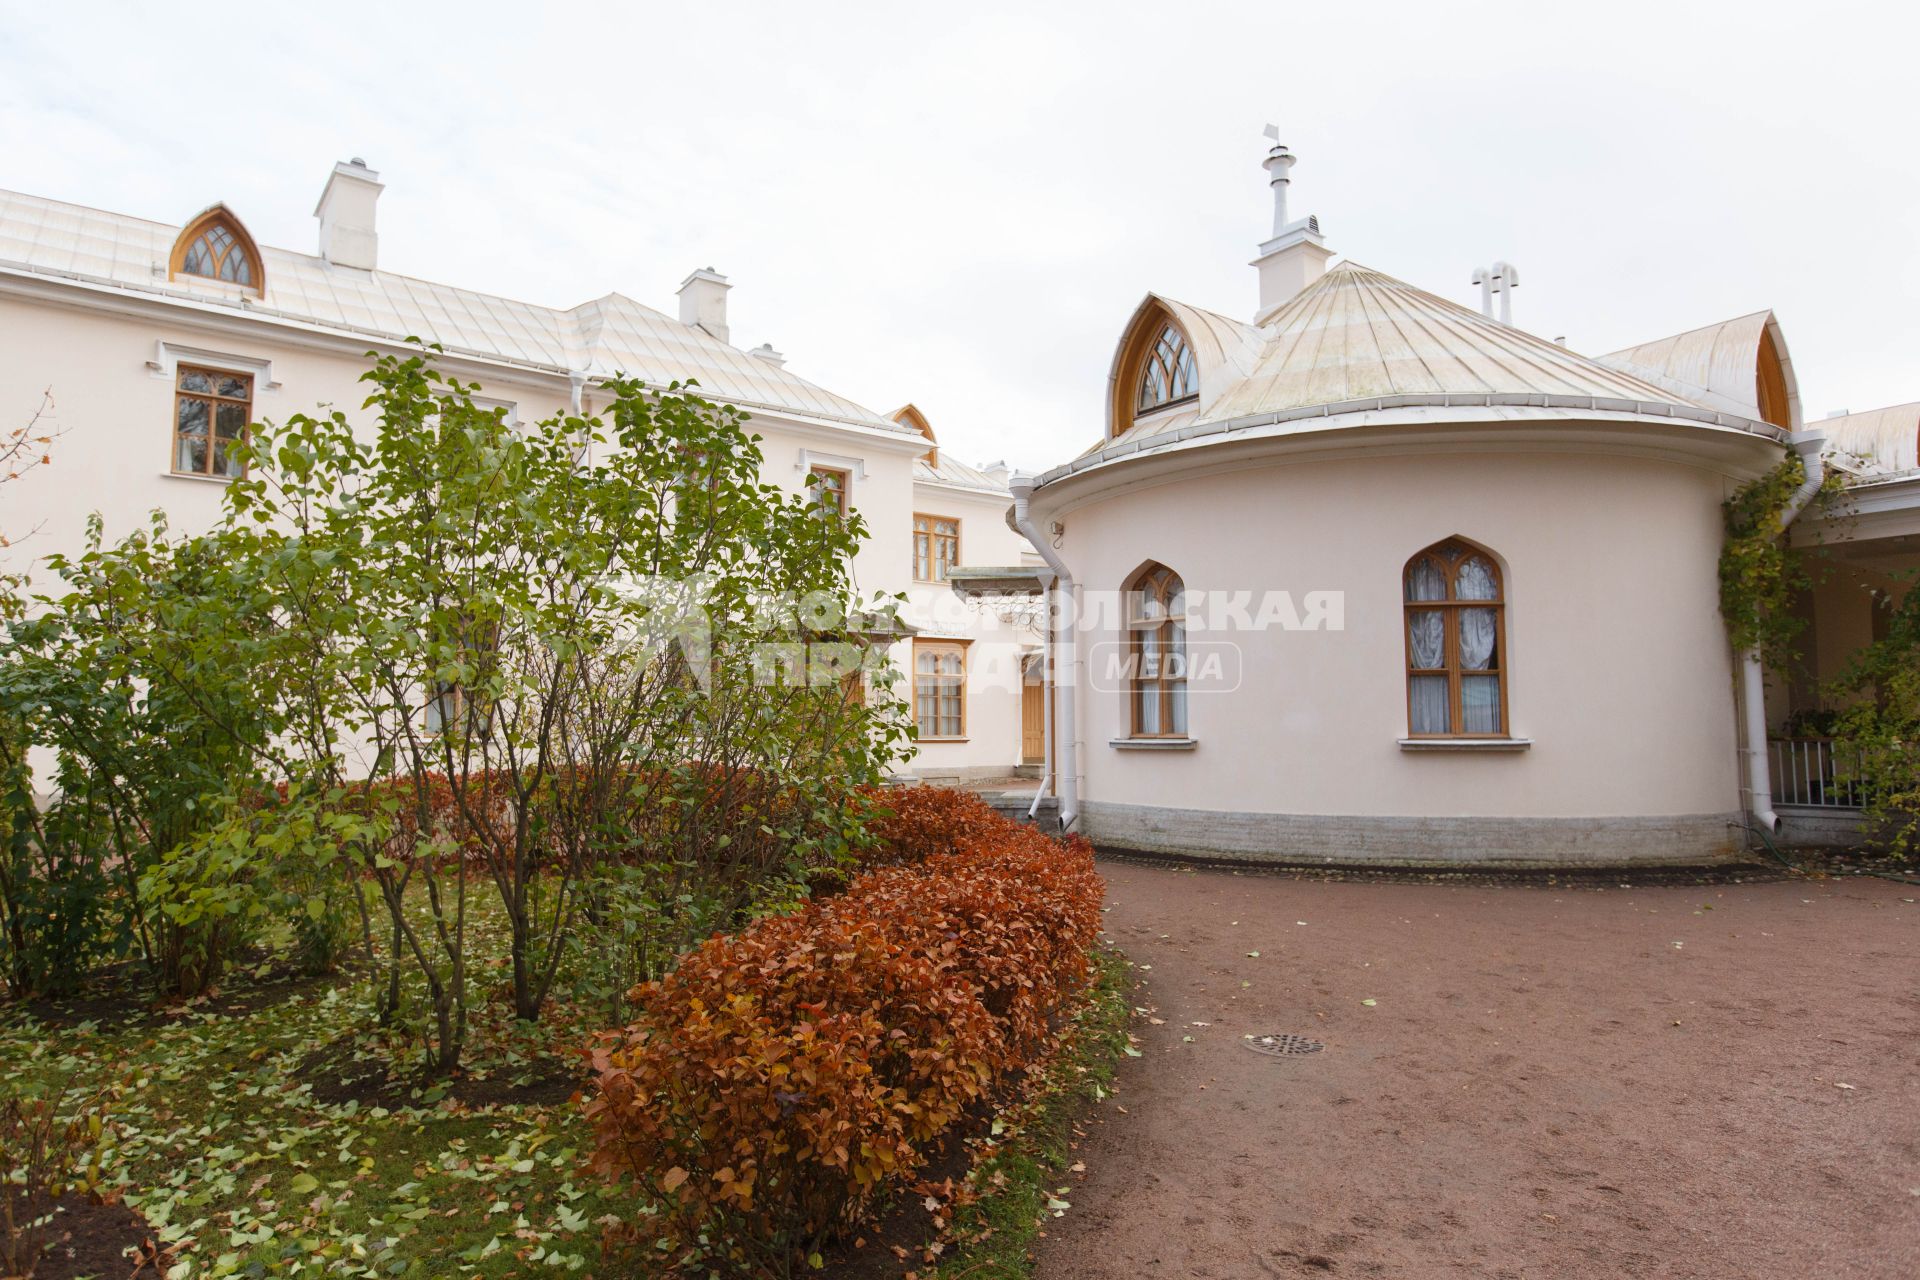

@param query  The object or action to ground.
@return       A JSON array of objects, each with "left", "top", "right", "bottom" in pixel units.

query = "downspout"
[
  {"left": 1028, "top": 568, "right": 1058, "bottom": 820},
  {"left": 1742, "top": 431, "right": 1827, "bottom": 833},
  {"left": 1011, "top": 476, "right": 1078, "bottom": 831}
]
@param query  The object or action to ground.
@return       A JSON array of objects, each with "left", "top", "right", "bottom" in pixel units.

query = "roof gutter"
[
  {"left": 1742, "top": 431, "right": 1827, "bottom": 835},
  {"left": 1010, "top": 475, "right": 1077, "bottom": 833}
]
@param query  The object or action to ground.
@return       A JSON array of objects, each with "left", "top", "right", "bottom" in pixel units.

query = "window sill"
[
  {"left": 916, "top": 736, "right": 969, "bottom": 744},
  {"left": 1397, "top": 737, "right": 1532, "bottom": 753},
  {"left": 1109, "top": 737, "right": 1198, "bottom": 751},
  {"left": 160, "top": 470, "right": 242, "bottom": 485}
]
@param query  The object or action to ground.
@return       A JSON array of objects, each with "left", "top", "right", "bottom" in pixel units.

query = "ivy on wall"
[{"left": 1718, "top": 452, "right": 1843, "bottom": 665}]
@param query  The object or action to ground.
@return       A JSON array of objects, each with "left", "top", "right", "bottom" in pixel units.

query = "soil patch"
[
  {"left": 8, "top": 1190, "right": 170, "bottom": 1279},
  {"left": 1037, "top": 859, "right": 1920, "bottom": 1279},
  {"left": 818, "top": 1095, "right": 1000, "bottom": 1279},
  {"left": 296, "top": 1040, "right": 581, "bottom": 1109},
  {"left": 19, "top": 956, "right": 341, "bottom": 1030}
]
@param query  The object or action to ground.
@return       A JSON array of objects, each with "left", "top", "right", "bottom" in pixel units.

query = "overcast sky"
[{"left": 3, "top": 0, "right": 1912, "bottom": 471}]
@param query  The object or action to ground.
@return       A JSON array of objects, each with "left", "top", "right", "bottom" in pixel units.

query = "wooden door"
[{"left": 1021, "top": 653, "right": 1046, "bottom": 763}]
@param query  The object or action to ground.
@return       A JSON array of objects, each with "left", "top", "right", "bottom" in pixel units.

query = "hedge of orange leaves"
[{"left": 581, "top": 785, "right": 1105, "bottom": 1272}]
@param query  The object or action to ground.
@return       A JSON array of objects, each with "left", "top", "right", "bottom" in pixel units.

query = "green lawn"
[
  {"left": 2, "top": 894, "right": 626, "bottom": 1278},
  {"left": 4, "top": 897, "right": 1133, "bottom": 1280}
]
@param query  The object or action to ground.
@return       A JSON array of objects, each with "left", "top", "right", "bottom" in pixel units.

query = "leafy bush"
[
  {"left": 582, "top": 791, "right": 1104, "bottom": 1275},
  {"left": 0, "top": 1072, "right": 123, "bottom": 1277},
  {"left": 1830, "top": 572, "right": 1920, "bottom": 856}
]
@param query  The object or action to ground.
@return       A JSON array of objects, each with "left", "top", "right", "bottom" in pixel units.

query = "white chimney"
[
  {"left": 677, "top": 268, "right": 731, "bottom": 344},
  {"left": 1250, "top": 129, "right": 1332, "bottom": 323},
  {"left": 1472, "top": 262, "right": 1520, "bottom": 324},
  {"left": 747, "top": 342, "right": 785, "bottom": 368},
  {"left": 980, "top": 460, "right": 1012, "bottom": 489},
  {"left": 314, "top": 158, "right": 383, "bottom": 271}
]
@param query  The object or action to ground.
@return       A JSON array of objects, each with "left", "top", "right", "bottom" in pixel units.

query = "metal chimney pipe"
[
  {"left": 1263, "top": 141, "right": 1295, "bottom": 238},
  {"left": 1493, "top": 261, "right": 1519, "bottom": 326}
]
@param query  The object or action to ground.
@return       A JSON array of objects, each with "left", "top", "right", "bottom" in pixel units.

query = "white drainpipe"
[
  {"left": 1011, "top": 476, "right": 1078, "bottom": 831},
  {"left": 1027, "top": 570, "right": 1057, "bottom": 821},
  {"left": 1743, "top": 431, "right": 1827, "bottom": 833}
]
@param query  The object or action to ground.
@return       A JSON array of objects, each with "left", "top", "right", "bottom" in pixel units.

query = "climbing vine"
[
  {"left": 1828, "top": 576, "right": 1920, "bottom": 856},
  {"left": 1718, "top": 453, "right": 1843, "bottom": 665}
]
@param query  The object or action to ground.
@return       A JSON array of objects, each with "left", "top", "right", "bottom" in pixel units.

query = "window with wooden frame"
[
  {"left": 1403, "top": 540, "right": 1508, "bottom": 737},
  {"left": 172, "top": 366, "right": 253, "bottom": 478},
  {"left": 170, "top": 208, "right": 263, "bottom": 291},
  {"left": 1125, "top": 563, "right": 1187, "bottom": 738},
  {"left": 808, "top": 465, "right": 849, "bottom": 518},
  {"left": 912, "top": 639, "right": 967, "bottom": 740},
  {"left": 913, "top": 514, "right": 960, "bottom": 581},
  {"left": 1135, "top": 324, "right": 1198, "bottom": 414}
]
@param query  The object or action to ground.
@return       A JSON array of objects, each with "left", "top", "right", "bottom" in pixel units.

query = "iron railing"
[{"left": 1769, "top": 738, "right": 1864, "bottom": 809}]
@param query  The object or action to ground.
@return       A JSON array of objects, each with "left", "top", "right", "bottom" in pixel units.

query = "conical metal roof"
[{"left": 1173, "top": 261, "right": 1691, "bottom": 436}]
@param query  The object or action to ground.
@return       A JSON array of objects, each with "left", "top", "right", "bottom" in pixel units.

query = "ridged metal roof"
[
  {"left": 1817, "top": 403, "right": 1920, "bottom": 474},
  {"left": 1050, "top": 261, "right": 1787, "bottom": 486},
  {"left": 1596, "top": 310, "right": 1796, "bottom": 426},
  {"left": 0, "top": 188, "right": 910, "bottom": 434},
  {"left": 1221, "top": 262, "right": 1687, "bottom": 416}
]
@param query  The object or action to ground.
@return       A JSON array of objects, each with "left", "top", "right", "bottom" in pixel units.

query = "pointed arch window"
[
  {"left": 1125, "top": 563, "right": 1187, "bottom": 738},
  {"left": 1136, "top": 325, "right": 1198, "bottom": 414},
  {"left": 170, "top": 210, "right": 262, "bottom": 291},
  {"left": 1404, "top": 540, "right": 1508, "bottom": 737}
]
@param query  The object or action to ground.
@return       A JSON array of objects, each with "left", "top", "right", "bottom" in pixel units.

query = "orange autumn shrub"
[
  {"left": 854, "top": 832, "right": 1104, "bottom": 1054},
  {"left": 582, "top": 788, "right": 1105, "bottom": 1274},
  {"left": 855, "top": 782, "right": 1008, "bottom": 865}
]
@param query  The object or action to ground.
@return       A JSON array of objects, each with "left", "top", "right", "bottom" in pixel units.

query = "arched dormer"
[
  {"left": 170, "top": 205, "right": 264, "bottom": 293},
  {"left": 1755, "top": 318, "right": 1794, "bottom": 430},
  {"left": 890, "top": 403, "right": 937, "bottom": 467},
  {"left": 1596, "top": 310, "right": 1800, "bottom": 431},
  {"left": 1108, "top": 300, "right": 1198, "bottom": 440}
]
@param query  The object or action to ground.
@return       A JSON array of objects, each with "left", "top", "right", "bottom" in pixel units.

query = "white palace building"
[
  {"left": 0, "top": 161, "right": 1046, "bottom": 787},
  {"left": 3, "top": 145, "right": 1916, "bottom": 865}
]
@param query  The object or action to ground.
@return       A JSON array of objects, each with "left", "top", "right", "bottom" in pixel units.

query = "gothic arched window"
[
  {"left": 170, "top": 209, "right": 262, "bottom": 291},
  {"left": 1136, "top": 325, "right": 1198, "bottom": 413},
  {"left": 1125, "top": 562, "right": 1188, "bottom": 738},
  {"left": 1404, "top": 540, "right": 1508, "bottom": 737}
]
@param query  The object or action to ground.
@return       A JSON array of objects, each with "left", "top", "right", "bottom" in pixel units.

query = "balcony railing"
[{"left": 1769, "top": 738, "right": 1864, "bottom": 809}]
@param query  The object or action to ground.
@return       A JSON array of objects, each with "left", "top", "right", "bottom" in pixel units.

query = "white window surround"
[
  {"left": 470, "top": 395, "right": 520, "bottom": 427},
  {"left": 1397, "top": 737, "right": 1532, "bottom": 752},
  {"left": 146, "top": 340, "right": 280, "bottom": 392},
  {"left": 1109, "top": 737, "right": 1198, "bottom": 751},
  {"left": 795, "top": 449, "right": 867, "bottom": 481}
]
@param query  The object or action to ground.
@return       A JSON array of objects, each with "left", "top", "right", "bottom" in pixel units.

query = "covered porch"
[{"left": 1765, "top": 463, "right": 1920, "bottom": 846}]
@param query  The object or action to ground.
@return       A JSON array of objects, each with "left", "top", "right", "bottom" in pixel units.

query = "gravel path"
[{"left": 1035, "top": 860, "right": 1919, "bottom": 1279}]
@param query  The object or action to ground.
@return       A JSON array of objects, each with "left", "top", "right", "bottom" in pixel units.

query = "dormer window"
[
  {"left": 1136, "top": 325, "right": 1198, "bottom": 413},
  {"left": 170, "top": 207, "right": 264, "bottom": 293}
]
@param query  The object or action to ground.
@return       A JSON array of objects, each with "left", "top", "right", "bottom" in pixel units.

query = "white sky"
[{"left": 3, "top": 0, "right": 1914, "bottom": 472}]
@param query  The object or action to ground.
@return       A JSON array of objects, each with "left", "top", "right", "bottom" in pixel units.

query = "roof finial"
[{"left": 1262, "top": 124, "right": 1296, "bottom": 239}]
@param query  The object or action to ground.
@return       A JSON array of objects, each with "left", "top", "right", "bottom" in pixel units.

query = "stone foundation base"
[{"left": 1077, "top": 800, "right": 1747, "bottom": 868}]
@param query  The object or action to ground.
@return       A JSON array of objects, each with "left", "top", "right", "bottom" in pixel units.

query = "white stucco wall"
[
  {"left": 0, "top": 290, "right": 1041, "bottom": 778},
  {"left": 1045, "top": 445, "right": 1751, "bottom": 835},
  {"left": 899, "top": 480, "right": 1042, "bottom": 778}
]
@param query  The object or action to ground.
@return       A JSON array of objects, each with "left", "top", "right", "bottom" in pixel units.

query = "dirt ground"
[{"left": 1035, "top": 860, "right": 1919, "bottom": 1280}]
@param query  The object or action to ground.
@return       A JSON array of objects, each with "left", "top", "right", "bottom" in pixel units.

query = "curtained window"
[
  {"left": 913, "top": 514, "right": 960, "bottom": 581},
  {"left": 1126, "top": 563, "right": 1188, "bottom": 738},
  {"left": 913, "top": 639, "right": 966, "bottom": 739},
  {"left": 1404, "top": 540, "right": 1507, "bottom": 737}
]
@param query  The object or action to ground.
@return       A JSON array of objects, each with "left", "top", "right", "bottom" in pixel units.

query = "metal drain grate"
[{"left": 1244, "top": 1033, "right": 1325, "bottom": 1057}]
